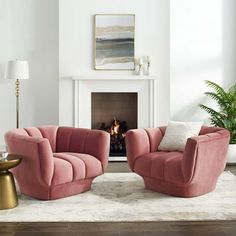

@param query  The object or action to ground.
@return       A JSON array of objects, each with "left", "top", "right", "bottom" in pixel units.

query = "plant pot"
[{"left": 227, "top": 144, "right": 236, "bottom": 164}]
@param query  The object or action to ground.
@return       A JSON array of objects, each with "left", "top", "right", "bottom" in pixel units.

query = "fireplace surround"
[{"left": 72, "top": 75, "right": 157, "bottom": 161}]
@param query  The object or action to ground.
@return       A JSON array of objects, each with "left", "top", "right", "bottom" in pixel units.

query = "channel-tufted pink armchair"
[
  {"left": 126, "top": 126, "right": 230, "bottom": 197},
  {"left": 5, "top": 126, "right": 110, "bottom": 200}
]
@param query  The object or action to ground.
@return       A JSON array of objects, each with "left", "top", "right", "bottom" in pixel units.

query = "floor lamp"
[{"left": 6, "top": 60, "right": 29, "bottom": 128}]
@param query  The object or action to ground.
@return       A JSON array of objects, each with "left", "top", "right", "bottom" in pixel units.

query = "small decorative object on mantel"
[
  {"left": 133, "top": 56, "right": 151, "bottom": 75},
  {"left": 94, "top": 14, "right": 135, "bottom": 70},
  {"left": 138, "top": 57, "right": 143, "bottom": 75},
  {"left": 134, "top": 57, "right": 140, "bottom": 75},
  {"left": 144, "top": 56, "right": 151, "bottom": 75}
]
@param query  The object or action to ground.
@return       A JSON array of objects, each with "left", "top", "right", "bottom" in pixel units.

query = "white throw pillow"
[{"left": 158, "top": 121, "right": 203, "bottom": 152}]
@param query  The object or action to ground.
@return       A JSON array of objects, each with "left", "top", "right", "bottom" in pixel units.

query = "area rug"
[{"left": 0, "top": 172, "right": 236, "bottom": 222}]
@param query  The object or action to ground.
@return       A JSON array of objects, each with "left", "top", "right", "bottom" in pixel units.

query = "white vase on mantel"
[{"left": 227, "top": 144, "right": 236, "bottom": 164}]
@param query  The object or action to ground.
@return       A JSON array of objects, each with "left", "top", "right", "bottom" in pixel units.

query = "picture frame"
[{"left": 94, "top": 14, "right": 135, "bottom": 70}]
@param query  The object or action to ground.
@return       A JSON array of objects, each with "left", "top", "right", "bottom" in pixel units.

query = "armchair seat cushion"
[
  {"left": 134, "top": 151, "right": 184, "bottom": 183},
  {"left": 53, "top": 153, "right": 102, "bottom": 185}
]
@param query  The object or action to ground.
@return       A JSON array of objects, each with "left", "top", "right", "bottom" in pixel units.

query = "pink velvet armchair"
[
  {"left": 126, "top": 126, "right": 230, "bottom": 197},
  {"left": 5, "top": 126, "right": 110, "bottom": 200}
]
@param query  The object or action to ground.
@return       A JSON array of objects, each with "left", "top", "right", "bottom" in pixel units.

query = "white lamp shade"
[{"left": 6, "top": 60, "right": 29, "bottom": 80}]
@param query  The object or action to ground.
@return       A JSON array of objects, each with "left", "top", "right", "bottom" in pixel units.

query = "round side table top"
[{"left": 0, "top": 155, "right": 22, "bottom": 172}]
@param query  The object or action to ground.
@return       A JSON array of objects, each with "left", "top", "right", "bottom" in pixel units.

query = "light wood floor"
[{"left": 0, "top": 162, "right": 235, "bottom": 236}]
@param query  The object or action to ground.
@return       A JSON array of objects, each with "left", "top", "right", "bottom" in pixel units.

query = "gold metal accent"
[
  {"left": 15, "top": 79, "right": 20, "bottom": 128},
  {"left": 0, "top": 156, "right": 21, "bottom": 210}
]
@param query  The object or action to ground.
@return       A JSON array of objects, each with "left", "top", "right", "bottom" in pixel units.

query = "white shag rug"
[{"left": 0, "top": 172, "right": 236, "bottom": 222}]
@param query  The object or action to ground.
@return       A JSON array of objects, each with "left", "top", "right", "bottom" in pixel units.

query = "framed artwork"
[{"left": 94, "top": 14, "right": 135, "bottom": 70}]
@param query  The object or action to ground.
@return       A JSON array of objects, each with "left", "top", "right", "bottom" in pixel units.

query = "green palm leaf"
[
  {"left": 199, "top": 104, "right": 225, "bottom": 125},
  {"left": 199, "top": 80, "right": 236, "bottom": 144},
  {"left": 204, "top": 80, "right": 227, "bottom": 98},
  {"left": 204, "top": 92, "right": 229, "bottom": 110},
  {"left": 229, "top": 84, "right": 236, "bottom": 95}
]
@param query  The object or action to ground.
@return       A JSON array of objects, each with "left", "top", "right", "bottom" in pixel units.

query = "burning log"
[{"left": 99, "top": 117, "right": 128, "bottom": 156}]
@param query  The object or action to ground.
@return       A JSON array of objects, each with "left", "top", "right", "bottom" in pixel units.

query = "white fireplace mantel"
[
  {"left": 71, "top": 75, "right": 158, "bottom": 129},
  {"left": 71, "top": 75, "right": 158, "bottom": 161},
  {"left": 72, "top": 75, "right": 157, "bottom": 81}
]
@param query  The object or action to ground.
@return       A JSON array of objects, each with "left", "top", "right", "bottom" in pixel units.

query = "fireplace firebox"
[{"left": 91, "top": 92, "right": 137, "bottom": 157}]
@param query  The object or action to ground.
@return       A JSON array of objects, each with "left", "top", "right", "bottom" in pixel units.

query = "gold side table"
[{"left": 0, "top": 155, "right": 21, "bottom": 210}]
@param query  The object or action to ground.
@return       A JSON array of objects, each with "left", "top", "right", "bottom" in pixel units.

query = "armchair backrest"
[
  {"left": 56, "top": 127, "right": 91, "bottom": 153},
  {"left": 6, "top": 126, "right": 103, "bottom": 154},
  {"left": 5, "top": 126, "right": 58, "bottom": 153},
  {"left": 144, "top": 127, "right": 166, "bottom": 152},
  {"left": 25, "top": 126, "right": 58, "bottom": 152},
  {"left": 199, "top": 126, "right": 224, "bottom": 135}
]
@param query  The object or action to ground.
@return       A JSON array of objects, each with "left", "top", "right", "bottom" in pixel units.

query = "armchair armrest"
[
  {"left": 5, "top": 133, "right": 54, "bottom": 186},
  {"left": 126, "top": 129, "right": 150, "bottom": 171},
  {"left": 126, "top": 127, "right": 164, "bottom": 171},
  {"left": 84, "top": 130, "right": 110, "bottom": 172},
  {"left": 182, "top": 129, "right": 230, "bottom": 183}
]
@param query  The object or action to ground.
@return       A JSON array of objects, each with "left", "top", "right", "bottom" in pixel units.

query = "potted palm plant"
[{"left": 199, "top": 80, "right": 236, "bottom": 164}]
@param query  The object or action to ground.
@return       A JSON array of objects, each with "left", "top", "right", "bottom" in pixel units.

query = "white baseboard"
[{"left": 109, "top": 156, "right": 127, "bottom": 161}]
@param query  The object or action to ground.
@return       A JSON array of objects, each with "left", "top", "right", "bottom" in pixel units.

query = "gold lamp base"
[{"left": 0, "top": 172, "right": 18, "bottom": 209}]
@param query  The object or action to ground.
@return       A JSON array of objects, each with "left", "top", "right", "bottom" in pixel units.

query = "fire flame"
[
  {"left": 99, "top": 117, "right": 127, "bottom": 155},
  {"left": 111, "top": 118, "right": 120, "bottom": 135}
]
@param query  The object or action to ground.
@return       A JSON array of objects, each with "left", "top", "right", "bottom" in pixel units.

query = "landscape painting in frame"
[{"left": 95, "top": 14, "right": 135, "bottom": 70}]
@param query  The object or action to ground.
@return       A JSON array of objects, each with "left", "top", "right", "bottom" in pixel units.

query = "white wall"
[
  {"left": 170, "top": 0, "right": 236, "bottom": 121},
  {"left": 222, "top": 0, "right": 236, "bottom": 88},
  {"left": 0, "top": 0, "right": 235, "bottom": 148},
  {"left": 59, "top": 0, "right": 170, "bottom": 126},
  {"left": 0, "top": 0, "right": 59, "bottom": 146}
]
